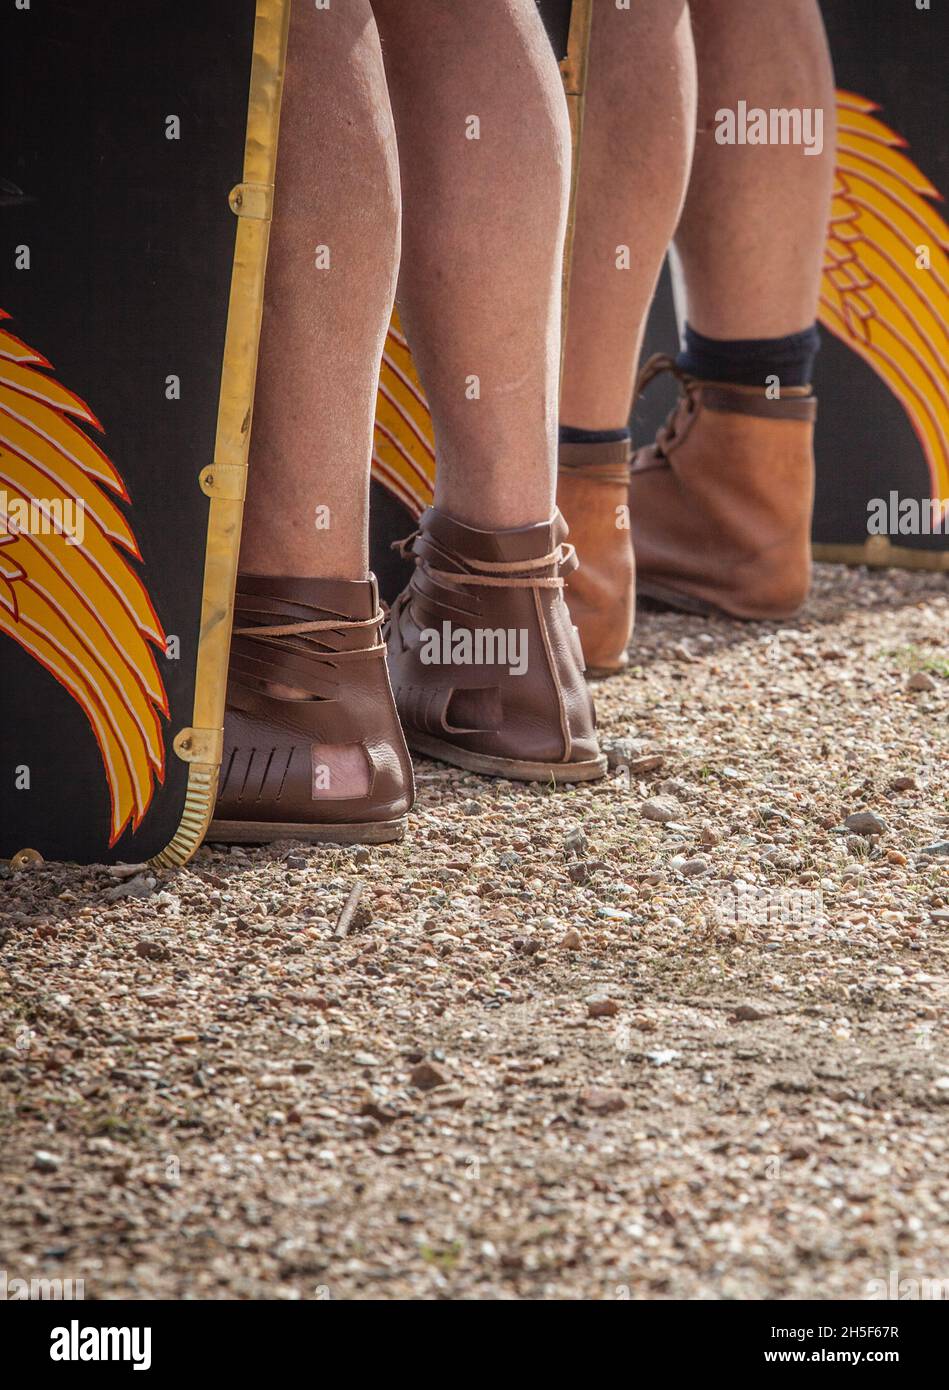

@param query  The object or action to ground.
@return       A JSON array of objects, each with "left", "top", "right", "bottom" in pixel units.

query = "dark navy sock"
[
  {"left": 675, "top": 322, "right": 820, "bottom": 388},
  {"left": 559, "top": 425, "right": 631, "bottom": 445}
]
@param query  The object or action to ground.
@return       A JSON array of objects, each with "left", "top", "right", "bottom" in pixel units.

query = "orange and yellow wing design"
[
  {"left": 372, "top": 309, "right": 435, "bottom": 517},
  {"left": 0, "top": 310, "right": 168, "bottom": 845},
  {"left": 821, "top": 91, "right": 949, "bottom": 505}
]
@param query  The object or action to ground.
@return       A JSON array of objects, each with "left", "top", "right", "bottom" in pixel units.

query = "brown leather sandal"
[
  {"left": 386, "top": 508, "right": 607, "bottom": 784},
  {"left": 557, "top": 437, "right": 635, "bottom": 677},
  {"left": 207, "top": 575, "right": 414, "bottom": 844},
  {"left": 630, "top": 355, "right": 817, "bottom": 620}
]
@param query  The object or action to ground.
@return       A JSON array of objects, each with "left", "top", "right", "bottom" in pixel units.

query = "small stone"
[
  {"left": 409, "top": 1060, "right": 448, "bottom": 1091},
  {"left": 567, "top": 861, "right": 592, "bottom": 884},
  {"left": 657, "top": 779, "right": 687, "bottom": 798},
  {"left": 104, "top": 873, "right": 156, "bottom": 902},
  {"left": 285, "top": 853, "right": 307, "bottom": 869},
  {"left": 461, "top": 800, "right": 482, "bottom": 817},
  {"left": 907, "top": 671, "right": 937, "bottom": 691},
  {"left": 700, "top": 826, "right": 721, "bottom": 847},
  {"left": 587, "top": 997, "right": 620, "bottom": 1018},
  {"left": 646, "top": 1049, "right": 680, "bottom": 1067},
  {"left": 886, "top": 850, "right": 908, "bottom": 866},
  {"left": 844, "top": 811, "right": 887, "bottom": 836},
  {"left": 920, "top": 842, "right": 949, "bottom": 858},
  {"left": 353, "top": 1052, "right": 380, "bottom": 1067},
  {"left": 580, "top": 1087, "right": 626, "bottom": 1115},
  {"left": 560, "top": 928, "right": 583, "bottom": 951},
  {"left": 597, "top": 906, "right": 634, "bottom": 922},
  {"left": 671, "top": 855, "right": 708, "bottom": 878},
  {"left": 135, "top": 939, "right": 171, "bottom": 962},
  {"left": 642, "top": 797, "right": 678, "bottom": 824},
  {"left": 353, "top": 847, "right": 371, "bottom": 865},
  {"left": 603, "top": 738, "right": 640, "bottom": 770},
  {"left": 33, "top": 1150, "right": 61, "bottom": 1172},
  {"left": 429, "top": 1088, "right": 467, "bottom": 1110},
  {"left": 629, "top": 755, "right": 665, "bottom": 775},
  {"left": 172, "top": 1032, "right": 198, "bottom": 1044},
  {"left": 732, "top": 1004, "right": 767, "bottom": 1022},
  {"left": 563, "top": 827, "right": 588, "bottom": 856},
  {"left": 514, "top": 935, "right": 543, "bottom": 955},
  {"left": 360, "top": 1099, "right": 402, "bottom": 1125},
  {"left": 887, "top": 776, "right": 916, "bottom": 793}
]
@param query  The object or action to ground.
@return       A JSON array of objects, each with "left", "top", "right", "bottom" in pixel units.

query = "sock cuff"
[
  {"left": 559, "top": 425, "right": 631, "bottom": 445},
  {"left": 677, "top": 322, "right": 820, "bottom": 388}
]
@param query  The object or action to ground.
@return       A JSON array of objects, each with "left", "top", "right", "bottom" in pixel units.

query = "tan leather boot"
[
  {"left": 386, "top": 507, "right": 606, "bottom": 783},
  {"left": 557, "top": 437, "right": 635, "bottom": 677},
  {"left": 630, "top": 355, "right": 817, "bottom": 620},
  {"left": 207, "top": 575, "right": 414, "bottom": 843}
]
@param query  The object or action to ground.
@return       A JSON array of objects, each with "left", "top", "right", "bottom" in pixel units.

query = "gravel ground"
[{"left": 2, "top": 562, "right": 948, "bottom": 1301}]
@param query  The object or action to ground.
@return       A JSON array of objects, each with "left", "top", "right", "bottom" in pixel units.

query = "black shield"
[{"left": 1, "top": 0, "right": 289, "bottom": 864}]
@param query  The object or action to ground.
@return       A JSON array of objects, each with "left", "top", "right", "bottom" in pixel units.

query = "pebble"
[
  {"left": 920, "top": 842, "right": 949, "bottom": 857},
  {"left": 907, "top": 671, "right": 937, "bottom": 691},
  {"left": 629, "top": 755, "right": 665, "bottom": 774},
  {"left": 657, "top": 779, "right": 687, "bottom": 798},
  {"left": 844, "top": 811, "right": 887, "bottom": 836},
  {"left": 33, "top": 1150, "right": 62, "bottom": 1172},
  {"left": 580, "top": 1087, "right": 626, "bottom": 1115},
  {"left": 732, "top": 1005, "right": 768, "bottom": 1022},
  {"left": 642, "top": 797, "right": 678, "bottom": 824},
  {"left": 670, "top": 855, "right": 709, "bottom": 878},
  {"left": 409, "top": 1061, "right": 448, "bottom": 1091},
  {"left": 646, "top": 1050, "right": 680, "bottom": 1067},
  {"left": 563, "top": 827, "right": 588, "bottom": 856},
  {"left": 104, "top": 874, "right": 156, "bottom": 902},
  {"left": 587, "top": 997, "right": 620, "bottom": 1019},
  {"left": 135, "top": 939, "right": 171, "bottom": 962},
  {"left": 560, "top": 929, "right": 583, "bottom": 951},
  {"left": 603, "top": 738, "right": 641, "bottom": 769}
]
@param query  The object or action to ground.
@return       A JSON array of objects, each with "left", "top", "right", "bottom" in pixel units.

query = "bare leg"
[
  {"left": 560, "top": 0, "right": 696, "bottom": 431},
  {"left": 675, "top": 0, "right": 837, "bottom": 338},
  {"left": 371, "top": 0, "right": 571, "bottom": 529},
  {"left": 239, "top": 0, "right": 400, "bottom": 581}
]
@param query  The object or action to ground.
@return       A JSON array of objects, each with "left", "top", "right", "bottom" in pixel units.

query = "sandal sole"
[
  {"left": 205, "top": 816, "right": 407, "bottom": 846},
  {"left": 407, "top": 733, "right": 607, "bottom": 784}
]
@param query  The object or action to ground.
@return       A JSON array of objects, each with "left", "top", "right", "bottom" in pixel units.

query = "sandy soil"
[{"left": 2, "top": 562, "right": 948, "bottom": 1300}]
